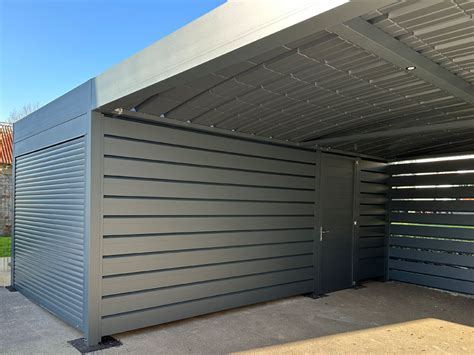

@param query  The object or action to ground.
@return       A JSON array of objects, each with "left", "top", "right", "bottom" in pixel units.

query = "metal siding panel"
[
  {"left": 101, "top": 281, "right": 313, "bottom": 335},
  {"left": 389, "top": 157, "right": 474, "bottom": 294},
  {"left": 391, "top": 200, "right": 474, "bottom": 212},
  {"left": 103, "top": 157, "right": 314, "bottom": 189},
  {"left": 101, "top": 268, "right": 313, "bottom": 316},
  {"left": 391, "top": 212, "right": 474, "bottom": 226},
  {"left": 391, "top": 186, "right": 474, "bottom": 199},
  {"left": 389, "top": 270, "right": 474, "bottom": 294},
  {"left": 102, "top": 255, "right": 314, "bottom": 296},
  {"left": 391, "top": 173, "right": 474, "bottom": 186},
  {"left": 389, "top": 259, "right": 474, "bottom": 283},
  {"left": 103, "top": 117, "right": 315, "bottom": 164},
  {"left": 103, "top": 242, "right": 314, "bottom": 276},
  {"left": 103, "top": 229, "right": 314, "bottom": 255},
  {"left": 100, "top": 116, "right": 316, "bottom": 335},
  {"left": 357, "top": 159, "right": 389, "bottom": 281},
  {"left": 390, "top": 245, "right": 474, "bottom": 269},
  {"left": 359, "top": 257, "right": 385, "bottom": 279},
  {"left": 390, "top": 235, "right": 474, "bottom": 253},
  {"left": 391, "top": 159, "right": 474, "bottom": 174},
  {"left": 390, "top": 224, "right": 474, "bottom": 241},
  {"left": 103, "top": 178, "right": 313, "bottom": 202},
  {"left": 103, "top": 136, "right": 314, "bottom": 175},
  {"left": 103, "top": 199, "right": 313, "bottom": 217},
  {"left": 13, "top": 137, "right": 86, "bottom": 330},
  {"left": 103, "top": 216, "right": 314, "bottom": 236}
]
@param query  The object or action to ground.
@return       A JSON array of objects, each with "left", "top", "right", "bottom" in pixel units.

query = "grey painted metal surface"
[
  {"left": 14, "top": 81, "right": 91, "bottom": 152},
  {"left": 388, "top": 156, "right": 474, "bottom": 295},
  {"left": 330, "top": 17, "right": 474, "bottom": 105},
  {"left": 319, "top": 154, "right": 355, "bottom": 293},
  {"left": 364, "top": 0, "right": 474, "bottom": 85},
  {"left": 102, "top": 20, "right": 473, "bottom": 159},
  {"left": 13, "top": 137, "right": 87, "bottom": 330},
  {"left": 99, "top": 114, "right": 316, "bottom": 335},
  {"left": 356, "top": 159, "right": 389, "bottom": 280}
]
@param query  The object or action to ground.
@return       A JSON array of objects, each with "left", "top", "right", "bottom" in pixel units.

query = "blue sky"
[{"left": 0, "top": 0, "right": 225, "bottom": 119}]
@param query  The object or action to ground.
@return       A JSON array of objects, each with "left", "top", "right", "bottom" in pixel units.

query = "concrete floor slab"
[{"left": 0, "top": 281, "right": 472, "bottom": 354}]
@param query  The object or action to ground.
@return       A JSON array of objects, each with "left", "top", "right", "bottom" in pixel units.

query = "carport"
[{"left": 10, "top": 0, "right": 474, "bottom": 348}]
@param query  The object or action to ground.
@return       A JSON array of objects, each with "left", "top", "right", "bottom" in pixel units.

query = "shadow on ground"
[{"left": 1, "top": 280, "right": 473, "bottom": 354}]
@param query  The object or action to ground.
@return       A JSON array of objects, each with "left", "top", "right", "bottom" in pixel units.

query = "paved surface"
[{"left": 0, "top": 281, "right": 473, "bottom": 354}]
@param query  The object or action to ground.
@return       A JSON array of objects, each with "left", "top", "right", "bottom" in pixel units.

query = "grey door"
[{"left": 319, "top": 154, "right": 355, "bottom": 293}]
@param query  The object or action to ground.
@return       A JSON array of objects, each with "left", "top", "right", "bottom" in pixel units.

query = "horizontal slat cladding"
[
  {"left": 101, "top": 117, "right": 316, "bottom": 333},
  {"left": 389, "top": 157, "right": 474, "bottom": 294},
  {"left": 14, "top": 137, "right": 86, "bottom": 329},
  {"left": 357, "top": 159, "right": 388, "bottom": 281},
  {"left": 391, "top": 159, "right": 474, "bottom": 175},
  {"left": 102, "top": 281, "right": 313, "bottom": 335},
  {"left": 103, "top": 117, "right": 315, "bottom": 164},
  {"left": 391, "top": 173, "right": 474, "bottom": 187},
  {"left": 104, "top": 178, "right": 313, "bottom": 202},
  {"left": 391, "top": 186, "right": 474, "bottom": 199},
  {"left": 102, "top": 255, "right": 314, "bottom": 295}
]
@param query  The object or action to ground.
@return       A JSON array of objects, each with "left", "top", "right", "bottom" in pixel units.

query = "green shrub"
[{"left": 0, "top": 237, "right": 11, "bottom": 257}]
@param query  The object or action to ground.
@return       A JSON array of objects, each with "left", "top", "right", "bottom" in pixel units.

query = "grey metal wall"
[
  {"left": 99, "top": 116, "right": 316, "bottom": 335},
  {"left": 389, "top": 158, "right": 474, "bottom": 294},
  {"left": 356, "top": 160, "right": 389, "bottom": 280},
  {"left": 13, "top": 137, "right": 86, "bottom": 329}
]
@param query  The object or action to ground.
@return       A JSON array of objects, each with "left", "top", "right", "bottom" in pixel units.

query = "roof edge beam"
[
  {"left": 302, "top": 119, "right": 474, "bottom": 146},
  {"left": 94, "top": 0, "right": 396, "bottom": 111},
  {"left": 330, "top": 17, "right": 474, "bottom": 105}
]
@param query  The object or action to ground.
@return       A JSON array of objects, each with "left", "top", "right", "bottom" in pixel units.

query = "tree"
[{"left": 6, "top": 102, "right": 41, "bottom": 123}]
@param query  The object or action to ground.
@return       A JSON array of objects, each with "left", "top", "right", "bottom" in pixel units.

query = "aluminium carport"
[{"left": 10, "top": 0, "right": 474, "bottom": 348}]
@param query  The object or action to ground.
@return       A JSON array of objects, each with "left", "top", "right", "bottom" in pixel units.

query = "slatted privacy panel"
[
  {"left": 100, "top": 116, "right": 316, "bottom": 335},
  {"left": 389, "top": 157, "right": 474, "bottom": 294},
  {"left": 357, "top": 159, "right": 389, "bottom": 280},
  {"left": 13, "top": 137, "right": 86, "bottom": 330}
]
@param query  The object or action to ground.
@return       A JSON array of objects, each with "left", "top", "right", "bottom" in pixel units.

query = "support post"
[
  {"left": 84, "top": 111, "right": 104, "bottom": 346},
  {"left": 352, "top": 159, "right": 361, "bottom": 285},
  {"left": 312, "top": 150, "right": 323, "bottom": 295}
]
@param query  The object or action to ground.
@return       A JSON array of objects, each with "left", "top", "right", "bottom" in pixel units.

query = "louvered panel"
[
  {"left": 13, "top": 137, "right": 86, "bottom": 330},
  {"left": 388, "top": 155, "right": 474, "bottom": 294}
]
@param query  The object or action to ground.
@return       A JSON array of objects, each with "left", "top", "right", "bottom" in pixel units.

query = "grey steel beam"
[
  {"left": 302, "top": 119, "right": 474, "bottom": 146},
  {"left": 330, "top": 17, "right": 474, "bottom": 105}
]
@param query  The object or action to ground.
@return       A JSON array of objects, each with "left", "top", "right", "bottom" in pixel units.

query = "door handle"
[{"left": 319, "top": 227, "right": 330, "bottom": 241}]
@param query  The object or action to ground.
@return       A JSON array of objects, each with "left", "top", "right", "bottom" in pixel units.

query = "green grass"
[{"left": 0, "top": 237, "right": 11, "bottom": 257}]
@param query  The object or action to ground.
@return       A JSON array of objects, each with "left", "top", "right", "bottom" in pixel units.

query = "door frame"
[{"left": 313, "top": 151, "right": 360, "bottom": 295}]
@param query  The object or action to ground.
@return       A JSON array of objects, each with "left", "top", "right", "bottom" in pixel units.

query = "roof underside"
[{"left": 100, "top": 0, "right": 474, "bottom": 159}]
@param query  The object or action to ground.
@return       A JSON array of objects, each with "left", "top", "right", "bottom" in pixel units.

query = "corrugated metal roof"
[
  {"left": 0, "top": 123, "right": 13, "bottom": 165},
  {"left": 25, "top": 0, "right": 469, "bottom": 160},
  {"left": 127, "top": 21, "right": 473, "bottom": 159},
  {"left": 364, "top": 0, "right": 474, "bottom": 84}
]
